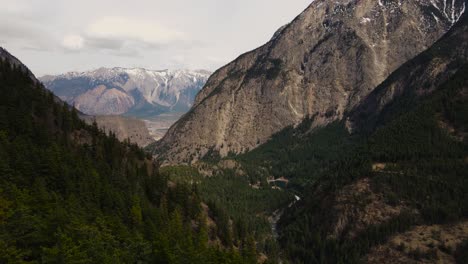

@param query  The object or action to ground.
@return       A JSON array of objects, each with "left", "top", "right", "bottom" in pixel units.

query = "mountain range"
[
  {"left": 40, "top": 68, "right": 211, "bottom": 117},
  {"left": 1, "top": 0, "right": 467, "bottom": 263}
]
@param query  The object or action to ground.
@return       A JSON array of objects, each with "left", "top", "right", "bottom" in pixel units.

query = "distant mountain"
[
  {"left": 154, "top": 0, "right": 466, "bottom": 164},
  {"left": 40, "top": 68, "right": 211, "bottom": 117}
]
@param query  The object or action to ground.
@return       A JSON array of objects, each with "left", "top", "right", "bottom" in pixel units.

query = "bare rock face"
[
  {"left": 349, "top": 11, "right": 468, "bottom": 131},
  {"left": 156, "top": 0, "right": 466, "bottom": 164},
  {"left": 73, "top": 85, "right": 135, "bottom": 115}
]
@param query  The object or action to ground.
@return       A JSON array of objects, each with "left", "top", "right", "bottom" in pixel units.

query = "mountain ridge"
[{"left": 40, "top": 67, "right": 211, "bottom": 117}]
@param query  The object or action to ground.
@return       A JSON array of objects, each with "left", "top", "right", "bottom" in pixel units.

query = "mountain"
[
  {"left": 40, "top": 68, "right": 211, "bottom": 117},
  {"left": 348, "top": 11, "right": 468, "bottom": 132},
  {"left": 2, "top": 1, "right": 467, "bottom": 262},
  {"left": 236, "top": 12, "right": 468, "bottom": 263},
  {"left": 154, "top": 0, "right": 466, "bottom": 164},
  {"left": 0, "top": 48, "right": 252, "bottom": 262}
]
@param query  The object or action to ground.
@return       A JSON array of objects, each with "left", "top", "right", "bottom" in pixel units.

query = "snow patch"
[{"left": 360, "top": 17, "right": 372, "bottom": 24}]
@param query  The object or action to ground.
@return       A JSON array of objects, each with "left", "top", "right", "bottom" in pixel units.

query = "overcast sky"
[{"left": 0, "top": 0, "right": 311, "bottom": 76}]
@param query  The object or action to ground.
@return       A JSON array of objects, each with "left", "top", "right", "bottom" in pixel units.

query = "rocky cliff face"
[
  {"left": 349, "top": 12, "right": 468, "bottom": 132},
  {"left": 156, "top": 0, "right": 466, "bottom": 164},
  {"left": 40, "top": 68, "right": 211, "bottom": 117}
]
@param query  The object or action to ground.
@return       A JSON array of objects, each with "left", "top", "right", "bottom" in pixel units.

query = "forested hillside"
[
  {"left": 232, "top": 15, "right": 468, "bottom": 263},
  {"left": 2, "top": 2, "right": 468, "bottom": 264},
  {"left": 275, "top": 65, "right": 468, "bottom": 263},
  {"left": 150, "top": 14, "right": 468, "bottom": 264},
  {"left": 0, "top": 53, "right": 252, "bottom": 263}
]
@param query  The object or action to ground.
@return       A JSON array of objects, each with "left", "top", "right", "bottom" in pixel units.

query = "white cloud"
[
  {"left": 59, "top": 16, "right": 188, "bottom": 55},
  {"left": 86, "top": 16, "right": 185, "bottom": 46},
  {"left": 0, "top": 0, "right": 311, "bottom": 76},
  {"left": 3, "top": 2, "right": 29, "bottom": 13},
  {"left": 62, "top": 34, "right": 85, "bottom": 51}
]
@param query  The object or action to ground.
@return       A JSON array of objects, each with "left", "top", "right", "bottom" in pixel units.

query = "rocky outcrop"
[
  {"left": 365, "top": 221, "right": 468, "bottom": 264},
  {"left": 329, "top": 178, "right": 412, "bottom": 240},
  {"left": 156, "top": 0, "right": 466, "bottom": 164},
  {"left": 40, "top": 68, "right": 211, "bottom": 117}
]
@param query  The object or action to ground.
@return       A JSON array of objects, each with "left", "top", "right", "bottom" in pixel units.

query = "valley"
[
  {"left": 40, "top": 68, "right": 211, "bottom": 146},
  {"left": 143, "top": 112, "right": 184, "bottom": 141},
  {"left": 1, "top": 0, "right": 467, "bottom": 263}
]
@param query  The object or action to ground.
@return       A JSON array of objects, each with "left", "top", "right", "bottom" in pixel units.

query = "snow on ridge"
[
  {"left": 40, "top": 67, "right": 212, "bottom": 111},
  {"left": 41, "top": 67, "right": 211, "bottom": 83}
]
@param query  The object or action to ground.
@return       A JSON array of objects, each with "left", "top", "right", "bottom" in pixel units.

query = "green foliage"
[
  {"left": 160, "top": 165, "right": 202, "bottom": 183},
  {"left": 239, "top": 119, "right": 369, "bottom": 190},
  {"left": 239, "top": 64, "right": 468, "bottom": 263},
  {"left": 200, "top": 170, "right": 292, "bottom": 218},
  {"left": 369, "top": 66, "right": 468, "bottom": 225},
  {"left": 0, "top": 58, "right": 245, "bottom": 263},
  {"left": 161, "top": 165, "right": 291, "bottom": 261},
  {"left": 200, "top": 172, "right": 291, "bottom": 262}
]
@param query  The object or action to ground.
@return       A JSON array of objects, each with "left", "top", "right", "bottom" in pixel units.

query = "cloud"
[
  {"left": 86, "top": 16, "right": 186, "bottom": 46},
  {"left": 3, "top": 2, "right": 30, "bottom": 14},
  {"left": 0, "top": 16, "right": 55, "bottom": 52},
  {"left": 62, "top": 34, "right": 84, "bottom": 51},
  {"left": 85, "top": 37, "right": 125, "bottom": 50},
  {"left": 0, "top": 1, "right": 59, "bottom": 52},
  {"left": 0, "top": 0, "right": 311, "bottom": 76},
  {"left": 58, "top": 16, "right": 188, "bottom": 56}
]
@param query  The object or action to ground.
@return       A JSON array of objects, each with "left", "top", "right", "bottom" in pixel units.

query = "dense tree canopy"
[{"left": 0, "top": 58, "right": 249, "bottom": 263}]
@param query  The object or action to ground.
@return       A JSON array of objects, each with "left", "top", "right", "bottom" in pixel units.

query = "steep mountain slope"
[
  {"left": 238, "top": 9, "right": 468, "bottom": 184},
  {"left": 0, "top": 49, "right": 249, "bottom": 263},
  {"left": 40, "top": 68, "right": 211, "bottom": 117},
  {"left": 155, "top": 0, "right": 466, "bottom": 163},
  {"left": 349, "top": 11, "right": 468, "bottom": 132},
  {"left": 0, "top": 47, "right": 35, "bottom": 79},
  {"left": 235, "top": 13, "right": 468, "bottom": 263},
  {"left": 81, "top": 115, "right": 155, "bottom": 147},
  {"left": 278, "top": 66, "right": 468, "bottom": 264}
]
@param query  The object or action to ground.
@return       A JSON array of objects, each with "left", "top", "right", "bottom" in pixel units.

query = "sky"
[{"left": 0, "top": 0, "right": 311, "bottom": 76}]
